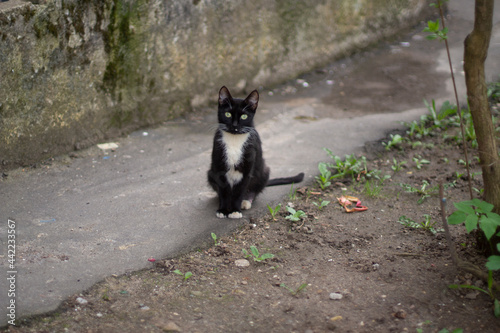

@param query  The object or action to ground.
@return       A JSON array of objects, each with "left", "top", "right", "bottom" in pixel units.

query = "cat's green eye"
[
  {"left": 241, "top": 114, "right": 248, "bottom": 120},
  {"left": 225, "top": 112, "right": 231, "bottom": 118}
]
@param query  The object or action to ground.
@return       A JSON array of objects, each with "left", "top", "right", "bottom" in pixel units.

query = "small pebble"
[
  {"left": 159, "top": 321, "right": 181, "bottom": 332},
  {"left": 465, "top": 292, "right": 478, "bottom": 300},
  {"left": 76, "top": 297, "right": 88, "bottom": 305},
  {"left": 394, "top": 309, "right": 407, "bottom": 319},
  {"left": 329, "top": 292, "right": 343, "bottom": 300},
  {"left": 235, "top": 259, "right": 250, "bottom": 267}
]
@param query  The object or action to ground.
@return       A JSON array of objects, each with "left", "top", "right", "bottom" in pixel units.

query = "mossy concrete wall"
[{"left": 0, "top": 0, "right": 432, "bottom": 169}]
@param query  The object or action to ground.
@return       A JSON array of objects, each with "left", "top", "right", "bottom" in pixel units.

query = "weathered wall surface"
[{"left": 0, "top": 0, "right": 431, "bottom": 169}]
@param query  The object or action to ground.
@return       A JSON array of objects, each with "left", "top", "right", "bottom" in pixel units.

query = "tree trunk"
[{"left": 464, "top": 0, "right": 500, "bottom": 215}]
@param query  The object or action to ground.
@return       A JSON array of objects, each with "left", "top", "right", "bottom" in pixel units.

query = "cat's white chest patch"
[{"left": 221, "top": 131, "right": 250, "bottom": 187}]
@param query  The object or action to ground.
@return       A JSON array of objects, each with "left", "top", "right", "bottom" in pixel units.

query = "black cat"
[{"left": 207, "top": 86, "right": 304, "bottom": 219}]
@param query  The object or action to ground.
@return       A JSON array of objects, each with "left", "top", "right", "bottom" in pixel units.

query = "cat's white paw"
[
  {"left": 216, "top": 212, "right": 227, "bottom": 219},
  {"left": 241, "top": 200, "right": 252, "bottom": 210},
  {"left": 228, "top": 211, "right": 243, "bottom": 219}
]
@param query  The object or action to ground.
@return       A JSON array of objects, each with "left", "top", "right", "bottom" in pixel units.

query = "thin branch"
[
  {"left": 437, "top": 2, "right": 474, "bottom": 199},
  {"left": 439, "top": 183, "right": 459, "bottom": 265}
]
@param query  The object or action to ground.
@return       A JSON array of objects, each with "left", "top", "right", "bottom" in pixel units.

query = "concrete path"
[{"left": 1, "top": 0, "right": 499, "bottom": 326}]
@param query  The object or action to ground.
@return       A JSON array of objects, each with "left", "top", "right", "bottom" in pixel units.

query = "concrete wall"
[{"left": 0, "top": 0, "right": 432, "bottom": 169}]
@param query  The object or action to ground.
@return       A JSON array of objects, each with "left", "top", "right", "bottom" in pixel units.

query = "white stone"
[
  {"left": 235, "top": 259, "right": 250, "bottom": 267},
  {"left": 329, "top": 292, "right": 343, "bottom": 300},
  {"left": 76, "top": 297, "right": 88, "bottom": 305}
]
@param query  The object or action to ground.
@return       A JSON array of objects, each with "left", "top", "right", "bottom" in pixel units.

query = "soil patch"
[{"left": 6, "top": 103, "right": 500, "bottom": 333}]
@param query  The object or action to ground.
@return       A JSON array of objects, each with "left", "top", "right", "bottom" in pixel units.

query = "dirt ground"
[{"left": 5, "top": 92, "right": 500, "bottom": 333}]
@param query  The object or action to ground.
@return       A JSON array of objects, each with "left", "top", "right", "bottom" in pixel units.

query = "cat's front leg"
[
  {"left": 225, "top": 179, "right": 251, "bottom": 219},
  {"left": 218, "top": 194, "right": 243, "bottom": 219},
  {"left": 216, "top": 188, "right": 235, "bottom": 218},
  {"left": 208, "top": 169, "right": 235, "bottom": 218},
  {"left": 216, "top": 185, "right": 245, "bottom": 219},
  {"left": 215, "top": 183, "right": 243, "bottom": 218}
]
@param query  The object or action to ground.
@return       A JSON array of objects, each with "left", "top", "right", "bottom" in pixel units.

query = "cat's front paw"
[
  {"left": 228, "top": 211, "right": 243, "bottom": 219},
  {"left": 216, "top": 211, "right": 227, "bottom": 219},
  {"left": 216, "top": 210, "right": 243, "bottom": 219}
]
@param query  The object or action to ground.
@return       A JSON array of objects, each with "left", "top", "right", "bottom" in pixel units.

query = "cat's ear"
[
  {"left": 244, "top": 90, "right": 259, "bottom": 112},
  {"left": 219, "top": 86, "right": 233, "bottom": 108}
]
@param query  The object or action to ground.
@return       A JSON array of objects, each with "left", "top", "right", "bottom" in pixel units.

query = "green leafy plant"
[
  {"left": 398, "top": 215, "right": 443, "bottom": 235},
  {"left": 242, "top": 245, "right": 275, "bottom": 262},
  {"left": 412, "top": 156, "right": 431, "bottom": 170},
  {"left": 448, "top": 199, "right": 500, "bottom": 244},
  {"left": 423, "top": 99, "right": 457, "bottom": 129},
  {"left": 285, "top": 206, "right": 306, "bottom": 222},
  {"left": 454, "top": 171, "right": 465, "bottom": 180},
  {"left": 447, "top": 198, "right": 500, "bottom": 317},
  {"left": 391, "top": 158, "right": 407, "bottom": 172},
  {"left": 267, "top": 203, "right": 282, "bottom": 221},
  {"left": 280, "top": 283, "right": 308, "bottom": 296},
  {"left": 316, "top": 162, "right": 332, "bottom": 189},
  {"left": 404, "top": 118, "right": 431, "bottom": 139},
  {"left": 399, "top": 180, "right": 439, "bottom": 204},
  {"left": 366, "top": 169, "right": 391, "bottom": 183},
  {"left": 423, "top": 18, "right": 448, "bottom": 41},
  {"left": 402, "top": 99, "right": 457, "bottom": 144},
  {"left": 211, "top": 232, "right": 219, "bottom": 246},
  {"left": 382, "top": 134, "right": 403, "bottom": 150},
  {"left": 173, "top": 269, "right": 193, "bottom": 281},
  {"left": 487, "top": 244, "right": 500, "bottom": 271},
  {"left": 473, "top": 187, "right": 485, "bottom": 195},
  {"left": 312, "top": 200, "right": 330, "bottom": 210},
  {"left": 324, "top": 149, "right": 367, "bottom": 180},
  {"left": 463, "top": 111, "right": 478, "bottom": 148}
]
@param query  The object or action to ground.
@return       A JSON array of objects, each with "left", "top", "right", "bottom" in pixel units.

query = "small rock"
[
  {"left": 394, "top": 309, "right": 407, "bottom": 319},
  {"left": 474, "top": 280, "right": 484, "bottom": 288},
  {"left": 156, "top": 320, "right": 182, "bottom": 332},
  {"left": 96, "top": 313, "right": 103, "bottom": 318},
  {"left": 76, "top": 297, "right": 88, "bottom": 305},
  {"left": 140, "top": 305, "right": 150, "bottom": 311},
  {"left": 465, "top": 292, "right": 478, "bottom": 300},
  {"left": 235, "top": 259, "right": 250, "bottom": 267},
  {"left": 329, "top": 292, "right": 343, "bottom": 300},
  {"left": 190, "top": 291, "right": 202, "bottom": 297}
]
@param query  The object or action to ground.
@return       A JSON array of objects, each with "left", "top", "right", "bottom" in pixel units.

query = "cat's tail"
[{"left": 267, "top": 173, "right": 304, "bottom": 187}]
